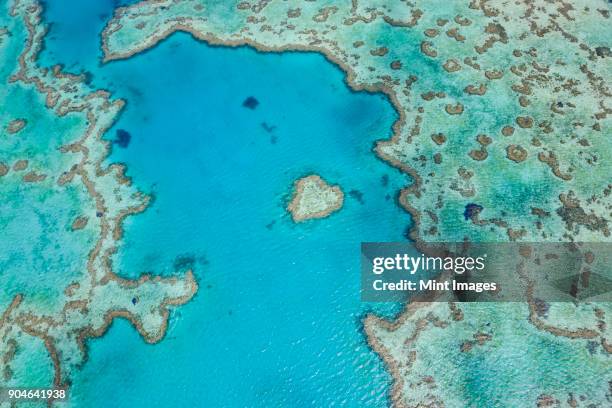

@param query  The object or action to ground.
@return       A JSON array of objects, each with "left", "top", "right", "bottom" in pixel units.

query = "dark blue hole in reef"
[
  {"left": 242, "top": 96, "right": 259, "bottom": 109},
  {"left": 464, "top": 203, "right": 483, "bottom": 220},
  {"left": 114, "top": 129, "right": 131, "bottom": 148}
]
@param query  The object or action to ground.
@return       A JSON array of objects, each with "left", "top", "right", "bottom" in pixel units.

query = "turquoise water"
[{"left": 41, "top": 2, "right": 411, "bottom": 406}]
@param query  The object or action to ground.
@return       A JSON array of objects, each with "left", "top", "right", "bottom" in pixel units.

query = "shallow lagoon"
[{"left": 41, "top": 1, "right": 411, "bottom": 406}]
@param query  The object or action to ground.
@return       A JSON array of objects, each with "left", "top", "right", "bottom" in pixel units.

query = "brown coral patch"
[
  {"left": 501, "top": 126, "right": 515, "bottom": 136},
  {"left": 506, "top": 144, "right": 528, "bottom": 162},
  {"left": 516, "top": 116, "right": 533, "bottom": 128},
  {"left": 13, "top": 159, "right": 28, "bottom": 171},
  {"left": 460, "top": 341, "right": 473, "bottom": 352},
  {"left": 424, "top": 28, "right": 439, "bottom": 37},
  {"left": 476, "top": 134, "right": 492, "bottom": 146},
  {"left": 313, "top": 6, "right": 337, "bottom": 23},
  {"left": 538, "top": 151, "right": 572, "bottom": 180},
  {"left": 469, "top": 148, "right": 488, "bottom": 161},
  {"left": 446, "top": 28, "right": 465, "bottom": 42},
  {"left": 71, "top": 216, "right": 89, "bottom": 231},
  {"left": 431, "top": 133, "right": 447, "bottom": 145},
  {"left": 454, "top": 15, "right": 472, "bottom": 26},
  {"left": 370, "top": 46, "right": 389, "bottom": 56},
  {"left": 443, "top": 59, "right": 461, "bottom": 72},
  {"left": 557, "top": 193, "right": 609, "bottom": 235},
  {"left": 23, "top": 171, "right": 46, "bottom": 182},
  {"left": 420, "top": 41, "right": 437, "bottom": 57},
  {"left": 485, "top": 69, "right": 504, "bottom": 79},
  {"left": 421, "top": 92, "right": 435, "bottom": 101},
  {"left": 382, "top": 9, "right": 422, "bottom": 28},
  {"left": 7, "top": 119, "right": 27, "bottom": 134},
  {"left": 287, "top": 8, "right": 301, "bottom": 18},
  {"left": 464, "top": 84, "right": 487, "bottom": 95},
  {"left": 445, "top": 103, "right": 464, "bottom": 115}
]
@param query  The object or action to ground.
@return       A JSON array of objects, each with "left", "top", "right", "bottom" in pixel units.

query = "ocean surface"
[{"left": 40, "top": 1, "right": 411, "bottom": 406}]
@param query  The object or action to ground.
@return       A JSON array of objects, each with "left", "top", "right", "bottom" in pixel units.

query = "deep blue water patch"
[
  {"left": 242, "top": 96, "right": 259, "bottom": 109},
  {"left": 349, "top": 189, "right": 365, "bottom": 204},
  {"left": 464, "top": 203, "right": 484, "bottom": 221},
  {"left": 113, "top": 129, "right": 131, "bottom": 148}
]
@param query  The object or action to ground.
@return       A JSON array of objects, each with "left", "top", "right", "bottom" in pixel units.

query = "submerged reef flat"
[
  {"left": 101, "top": 0, "right": 611, "bottom": 405},
  {"left": 0, "top": 0, "right": 196, "bottom": 394},
  {"left": 287, "top": 174, "right": 344, "bottom": 222},
  {"left": 364, "top": 300, "right": 611, "bottom": 407}
]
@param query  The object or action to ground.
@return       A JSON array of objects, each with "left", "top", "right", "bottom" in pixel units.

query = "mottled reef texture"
[
  {"left": 0, "top": 0, "right": 197, "bottom": 397},
  {"left": 101, "top": 0, "right": 611, "bottom": 406},
  {"left": 287, "top": 174, "right": 344, "bottom": 222}
]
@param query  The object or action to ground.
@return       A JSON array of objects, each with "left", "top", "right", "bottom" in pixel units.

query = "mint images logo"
[
  {"left": 361, "top": 242, "right": 612, "bottom": 302},
  {"left": 368, "top": 252, "right": 495, "bottom": 298}
]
